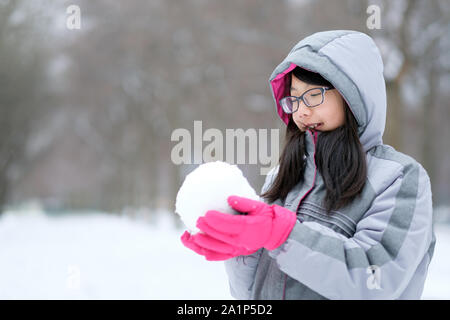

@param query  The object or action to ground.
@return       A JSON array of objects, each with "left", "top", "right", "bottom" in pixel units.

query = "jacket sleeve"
[
  {"left": 223, "top": 165, "right": 279, "bottom": 299},
  {"left": 268, "top": 163, "right": 435, "bottom": 299}
]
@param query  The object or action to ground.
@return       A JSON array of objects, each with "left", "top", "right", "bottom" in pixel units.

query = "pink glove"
[
  {"left": 180, "top": 230, "right": 258, "bottom": 261},
  {"left": 196, "top": 195, "right": 297, "bottom": 251}
]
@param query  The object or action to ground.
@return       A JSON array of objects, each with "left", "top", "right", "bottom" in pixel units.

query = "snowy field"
[{"left": 0, "top": 207, "right": 448, "bottom": 300}]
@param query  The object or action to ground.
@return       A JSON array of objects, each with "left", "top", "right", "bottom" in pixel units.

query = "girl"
[{"left": 181, "top": 30, "right": 436, "bottom": 300}]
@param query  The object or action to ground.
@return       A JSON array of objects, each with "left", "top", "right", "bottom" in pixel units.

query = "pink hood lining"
[{"left": 270, "top": 62, "right": 298, "bottom": 125}]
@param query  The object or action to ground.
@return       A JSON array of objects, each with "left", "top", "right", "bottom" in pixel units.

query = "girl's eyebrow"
[
  {"left": 291, "top": 85, "right": 323, "bottom": 92},
  {"left": 291, "top": 86, "right": 308, "bottom": 92}
]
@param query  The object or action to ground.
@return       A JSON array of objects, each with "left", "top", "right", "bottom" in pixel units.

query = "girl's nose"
[{"left": 295, "top": 100, "right": 312, "bottom": 116}]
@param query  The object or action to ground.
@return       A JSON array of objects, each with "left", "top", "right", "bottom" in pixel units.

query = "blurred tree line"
[{"left": 1, "top": 0, "right": 449, "bottom": 218}]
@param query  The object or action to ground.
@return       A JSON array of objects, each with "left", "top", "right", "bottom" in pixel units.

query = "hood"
[{"left": 269, "top": 30, "right": 386, "bottom": 152}]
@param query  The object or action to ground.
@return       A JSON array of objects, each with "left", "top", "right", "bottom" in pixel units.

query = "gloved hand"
[
  {"left": 196, "top": 195, "right": 297, "bottom": 251},
  {"left": 180, "top": 230, "right": 258, "bottom": 261}
]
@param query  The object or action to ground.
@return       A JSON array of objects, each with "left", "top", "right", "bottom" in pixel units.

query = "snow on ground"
[
  {"left": 0, "top": 207, "right": 448, "bottom": 300},
  {"left": 0, "top": 208, "right": 233, "bottom": 299},
  {"left": 422, "top": 223, "right": 450, "bottom": 299}
]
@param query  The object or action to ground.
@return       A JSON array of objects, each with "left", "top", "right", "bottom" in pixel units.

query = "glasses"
[{"left": 279, "top": 87, "right": 332, "bottom": 114}]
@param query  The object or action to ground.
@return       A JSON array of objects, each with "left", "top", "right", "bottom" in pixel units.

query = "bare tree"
[{"left": 0, "top": 0, "right": 52, "bottom": 213}]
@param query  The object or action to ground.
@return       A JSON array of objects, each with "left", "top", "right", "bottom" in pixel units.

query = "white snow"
[
  {"left": 422, "top": 223, "right": 450, "bottom": 299},
  {"left": 0, "top": 206, "right": 448, "bottom": 300},
  {"left": 0, "top": 208, "right": 233, "bottom": 299},
  {"left": 175, "top": 161, "right": 259, "bottom": 233}
]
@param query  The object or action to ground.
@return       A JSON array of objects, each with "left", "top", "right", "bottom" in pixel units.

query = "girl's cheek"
[{"left": 293, "top": 118, "right": 306, "bottom": 131}]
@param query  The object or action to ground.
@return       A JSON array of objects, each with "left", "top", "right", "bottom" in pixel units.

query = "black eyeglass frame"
[{"left": 279, "top": 86, "right": 333, "bottom": 113}]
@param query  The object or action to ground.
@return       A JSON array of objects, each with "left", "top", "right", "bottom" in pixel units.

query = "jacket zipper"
[{"left": 283, "top": 129, "right": 318, "bottom": 300}]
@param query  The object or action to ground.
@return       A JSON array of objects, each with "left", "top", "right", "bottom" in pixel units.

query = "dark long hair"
[{"left": 261, "top": 67, "right": 367, "bottom": 215}]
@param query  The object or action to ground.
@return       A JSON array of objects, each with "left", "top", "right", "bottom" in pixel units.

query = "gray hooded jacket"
[{"left": 224, "top": 30, "right": 436, "bottom": 300}]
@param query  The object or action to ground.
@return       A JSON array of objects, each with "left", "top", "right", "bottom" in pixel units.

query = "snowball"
[{"left": 175, "top": 161, "right": 260, "bottom": 233}]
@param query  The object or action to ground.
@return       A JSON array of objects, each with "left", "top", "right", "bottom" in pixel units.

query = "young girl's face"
[{"left": 290, "top": 74, "right": 346, "bottom": 132}]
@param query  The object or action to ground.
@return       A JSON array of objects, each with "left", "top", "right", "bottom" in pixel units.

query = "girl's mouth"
[{"left": 305, "top": 123, "right": 323, "bottom": 130}]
